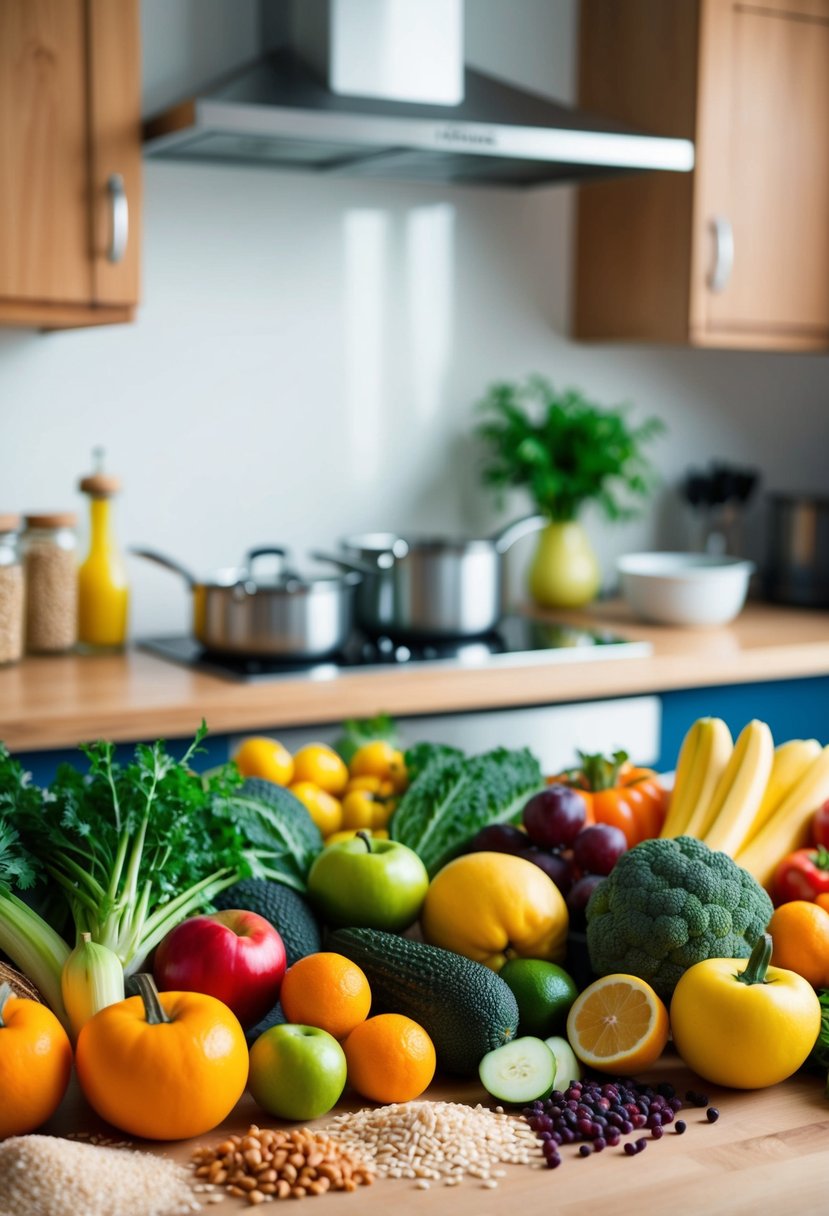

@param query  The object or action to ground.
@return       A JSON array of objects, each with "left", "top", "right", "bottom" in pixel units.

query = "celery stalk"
[{"left": 0, "top": 890, "right": 70, "bottom": 1028}]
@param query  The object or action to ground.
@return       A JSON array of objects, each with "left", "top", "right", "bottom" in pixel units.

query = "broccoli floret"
[{"left": 585, "top": 835, "right": 773, "bottom": 1001}]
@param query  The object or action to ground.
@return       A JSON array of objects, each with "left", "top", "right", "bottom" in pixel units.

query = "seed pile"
[
  {"left": 191, "top": 1126, "right": 374, "bottom": 1204},
  {"left": 24, "top": 542, "right": 76, "bottom": 653},
  {"left": 0, "top": 1135, "right": 199, "bottom": 1216},
  {"left": 326, "top": 1100, "right": 541, "bottom": 1188},
  {"left": 523, "top": 1078, "right": 690, "bottom": 1168}
]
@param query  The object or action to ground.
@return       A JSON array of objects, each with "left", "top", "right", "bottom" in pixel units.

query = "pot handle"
[
  {"left": 491, "top": 514, "right": 547, "bottom": 554},
  {"left": 129, "top": 547, "right": 198, "bottom": 589},
  {"left": 311, "top": 550, "right": 377, "bottom": 584},
  {"left": 245, "top": 546, "right": 308, "bottom": 589}
]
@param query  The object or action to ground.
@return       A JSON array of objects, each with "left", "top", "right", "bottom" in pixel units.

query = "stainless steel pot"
[
  {"left": 131, "top": 546, "right": 362, "bottom": 658},
  {"left": 766, "top": 494, "right": 829, "bottom": 607},
  {"left": 339, "top": 514, "right": 545, "bottom": 637}
]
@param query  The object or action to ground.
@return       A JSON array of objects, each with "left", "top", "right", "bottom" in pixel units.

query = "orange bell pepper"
[{"left": 547, "top": 751, "right": 668, "bottom": 847}]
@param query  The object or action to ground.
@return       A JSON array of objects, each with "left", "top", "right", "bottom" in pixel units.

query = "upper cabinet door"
[
  {"left": 691, "top": 0, "right": 829, "bottom": 346},
  {"left": 0, "top": 1, "right": 92, "bottom": 305},
  {"left": 87, "top": 0, "right": 142, "bottom": 308}
]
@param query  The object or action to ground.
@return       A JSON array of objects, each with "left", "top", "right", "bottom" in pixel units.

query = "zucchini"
[{"left": 328, "top": 927, "right": 519, "bottom": 1076}]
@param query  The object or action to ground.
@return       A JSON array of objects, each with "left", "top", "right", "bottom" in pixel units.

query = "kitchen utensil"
[
  {"left": 766, "top": 494, "right": 829, "bottom": 607},
  {"left": 339, "top": 514, "right": 545, "bottom": 637},
  {"left": 130, "top": 546, "right": 361, "bottom": 658},
  {"left": 617, "top": 552, "right": 754, "bottom": 627},
  {"left": 681, "top": 462, "right": 759, "bottom": 556}
]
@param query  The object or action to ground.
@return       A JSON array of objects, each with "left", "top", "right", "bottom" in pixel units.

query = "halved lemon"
[{"left": 566, "top": 974, "right": 669, "bottom": 1075}]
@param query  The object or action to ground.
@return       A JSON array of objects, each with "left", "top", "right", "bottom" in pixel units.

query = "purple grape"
[
  {"left": 566, "top": 873, "right": 604, "bottom": 924},
  {"left": 465, "top": 823, "right": 528, "bottom": 856},
  {"left": 522, "top": 785, "right": 586, "bottom": 849},
  {"left": 518, "top": 847, "right": 573, "bottom": 895},
  {"left": 572, "top": 823, "right": 628, "bottom": 876}
]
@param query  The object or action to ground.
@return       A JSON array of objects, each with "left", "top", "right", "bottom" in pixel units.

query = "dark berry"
[
  {"left": 624, "top": 1142, "right": 637, "bottom": 1156},
  {"left": 651, "top": 1125, "right": 664, "bottom": 1140},
  {"left": 579, "top": 1145, "right": 591, "bottom": 1158},
  {"left": 706, "top": 1107, "right": 720, "bottom": 1123},
  {"left": 675, "top": 1121, "right": 687, "bottom": 1135}
]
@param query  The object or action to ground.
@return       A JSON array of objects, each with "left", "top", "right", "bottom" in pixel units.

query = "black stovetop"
[{"left": 140, "top": 616, "right": 651, "bottom": 683}]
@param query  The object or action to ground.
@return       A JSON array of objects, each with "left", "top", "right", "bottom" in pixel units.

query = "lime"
[{"left": 499, "top": 958, "right": 579, "bottom": 1038}]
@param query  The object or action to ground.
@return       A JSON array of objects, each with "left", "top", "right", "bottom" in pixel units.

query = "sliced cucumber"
[
  {"left": 544, "top": 1035, "right": 582, "bottom": 1086},
  {"left": 479, "top": 1036, "right": 557, "bottom": 1104}
]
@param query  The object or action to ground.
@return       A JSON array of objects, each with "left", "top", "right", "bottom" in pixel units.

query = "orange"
[
  {"left": 280, "top": 953, "right": 371, "bottom": 1040},
  {"left": 234, "top": 737, "right": 294, "bottom": 786},
  {"left": 769, "top": 900, "right": 829, "bottom": 987},
  {"left": 292, "top": 744, "right": 349, "bottom": 796},
  {"left": 0, "top": 989, "right": 72, "bottom": 1138},
  {"left": 566, "top": 974, "right": 669, "bottom": 1075},
  {"left": 344, "top": 1013, "right": 436, "bottom": 1103},
  {"left": 816, "top": 893, "right": 829, "bottom": 915},
  {"left": 289, "top": 782, "right": 342, "bottom": 837}
]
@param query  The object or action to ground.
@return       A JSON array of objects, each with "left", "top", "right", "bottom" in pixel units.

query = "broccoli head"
[{"left": 585, "top": 835, "right": 773, "bottom": 1001}]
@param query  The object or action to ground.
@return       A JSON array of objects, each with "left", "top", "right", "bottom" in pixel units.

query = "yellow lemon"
[
  {"left": 293, "top": 744, "right": 349, "bottom": 796},
  {"left": 289, "top": 782, "right": 342, "bottom": 837},
  {"left": 233, "top": 737, "right": 294, "bottom": 786}
]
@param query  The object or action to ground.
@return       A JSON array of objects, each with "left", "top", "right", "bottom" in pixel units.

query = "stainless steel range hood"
[{"left": 144, "top": 2, "right": 694, "bottom": 187}]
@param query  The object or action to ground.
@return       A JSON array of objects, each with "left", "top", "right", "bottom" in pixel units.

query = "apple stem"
[
  {"left": 356, "top": 831, "right": 373, "bottom": 854},
  {"left": 131, "top": 972, "right": 172, "bottom": 1025}
]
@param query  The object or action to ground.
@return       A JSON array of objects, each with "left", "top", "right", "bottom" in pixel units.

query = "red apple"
[{"left": 154, "top": 909, "right": 286, "bottom": 1028}]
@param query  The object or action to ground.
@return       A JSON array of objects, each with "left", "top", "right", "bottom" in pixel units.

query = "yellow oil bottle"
[{"left": 77, "top": 448, "right": 129, "bottom": 648}]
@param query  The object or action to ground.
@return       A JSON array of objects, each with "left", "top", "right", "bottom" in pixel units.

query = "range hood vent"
[{"left": 144, "top": 5, "right": 693, "bottom": 188}]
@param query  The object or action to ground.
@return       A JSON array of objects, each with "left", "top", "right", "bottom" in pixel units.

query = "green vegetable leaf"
[
  {"left": 391, "top": 747, "right": 543, "bottom": 877},
  {"left": 217, "top": 778, "right": 324, "bottom": 891}
]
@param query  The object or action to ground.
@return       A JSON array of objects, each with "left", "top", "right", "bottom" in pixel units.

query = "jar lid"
[
  {"left": 24, "top": 512, "right": 78, "bottom": 529},
  {"left": 0, "top": 513, "right": 21, "bottom": 532}
]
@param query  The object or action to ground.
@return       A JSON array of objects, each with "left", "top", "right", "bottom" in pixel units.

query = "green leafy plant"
[{"left": 476, "top": 376, "right": 664, "bottom": 523}]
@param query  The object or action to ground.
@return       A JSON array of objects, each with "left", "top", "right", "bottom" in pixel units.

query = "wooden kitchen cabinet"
[
  {"left": 0, "top": 0, "right": 141, "bottom": 329},
  {"left": 575, "top": 0, "right": 829, "bottom": 351}
]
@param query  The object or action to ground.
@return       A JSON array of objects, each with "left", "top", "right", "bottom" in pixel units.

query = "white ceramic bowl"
[{"left": 617, "top": 552, "right": 754, "bottom": 627}]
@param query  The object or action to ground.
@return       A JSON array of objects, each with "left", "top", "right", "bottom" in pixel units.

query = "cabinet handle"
[
  {"left": 707, "top": 215, "right": 734, "bottom": 293},
  {"left": 107, "top": 174, "right": 129, "bottom": 264}
]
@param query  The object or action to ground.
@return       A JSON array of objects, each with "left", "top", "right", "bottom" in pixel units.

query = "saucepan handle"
[
  {"left": 129, "top": 547, "right": 198, "bottom": 589},
  {"left": 491, "top": 514, "right": 547, "bottom": 554}
]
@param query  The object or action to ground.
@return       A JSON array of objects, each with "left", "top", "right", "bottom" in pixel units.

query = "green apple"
[
  {"left": 307, "top": 832, "right": 429, "bottom": 930},
  {"left": 544, "top": 1035, "right": 582, "bottom": 1086},
  {"left": 248, "top": 1024, "right": 347, "bottom": 1121}
]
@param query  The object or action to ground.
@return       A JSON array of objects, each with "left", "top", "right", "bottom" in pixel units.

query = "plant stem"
[
  {"left": 132, "top": 973, "right": 171, "bottom": 1025},
  {"left": 737, "top": 933, "right": 772, "bottom": 986},
  {"left": 0, "top": 891, "right": 70, "bottom": 1026}
]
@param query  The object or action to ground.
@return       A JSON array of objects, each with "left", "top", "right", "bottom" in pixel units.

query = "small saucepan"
[
  {"left": 131, "top": 546, "right": 365, "bottom": 659},
  {"left": 338, "top": 514, "right": 546, "bottom": 638}
]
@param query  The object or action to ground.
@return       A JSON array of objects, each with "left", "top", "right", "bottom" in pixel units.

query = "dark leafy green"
[
  {"left": 218, "top": 778, "right": 323, "bottom": 890},
  {"left": 403, "top": 741, "right": 465, "bottom": 784},
  {"left": 390, "top": 747, "right": 543, "bottom": 877}
]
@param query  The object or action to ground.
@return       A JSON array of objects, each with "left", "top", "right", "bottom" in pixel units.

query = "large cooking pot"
[
  {"left": 339, "top": 514, "right": 546, "bottom": 638},
  {"left": 131, "top": 546, "right": 363, "bottom": 658}
]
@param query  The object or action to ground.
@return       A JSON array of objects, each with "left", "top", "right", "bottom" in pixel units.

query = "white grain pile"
[
  {"left": 0, "top": 1135, "right": 200, "bottom": 1216},
  {"left": 325, "top": 1100, "right": 541, "bottom": 1187}
]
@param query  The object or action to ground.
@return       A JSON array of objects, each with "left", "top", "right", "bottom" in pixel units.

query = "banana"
[
  {"left": 61, "top": 932, "right": 124, "bottom": 1042},
  {"left": 736, "top": 744, "right": 829, "bottom": 890},
  {"left": 741, "top": 738, "right": 822, "bottom": 847},
  {"left": 661, "top": 717, "right": 732, "bottom": 838},
  {"left": 700, "top": 719, "right": 774, "bottom": 856}
]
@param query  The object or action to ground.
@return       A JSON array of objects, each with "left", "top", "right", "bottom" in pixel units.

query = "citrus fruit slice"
[
  {"left": 478, "top": 1036, "right": 557, "bottom": 1104},
  {"left": 566, "top": 974, "right": 669, "bottom": 1074}
]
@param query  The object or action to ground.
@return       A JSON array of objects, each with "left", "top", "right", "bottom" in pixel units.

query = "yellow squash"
[
  {"left": 670, "top": 934, "right": 820, "bottom": 1089},
  {"left": 420, "top": 851, "right": 568, "bottom": 971}
]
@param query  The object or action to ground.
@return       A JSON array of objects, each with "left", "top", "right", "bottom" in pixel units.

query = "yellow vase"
[{"left": 528, "top": 521, "right": 601, "bottom": 609}]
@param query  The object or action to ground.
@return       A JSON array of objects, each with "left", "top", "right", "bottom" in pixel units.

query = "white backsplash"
[{"left": 1, "top": 0, "right": 827, "bottom": 637}]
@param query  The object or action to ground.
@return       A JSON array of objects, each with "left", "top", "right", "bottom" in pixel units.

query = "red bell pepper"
[{"left": 774, "top": 846, "right": 829, "bottom": 904}]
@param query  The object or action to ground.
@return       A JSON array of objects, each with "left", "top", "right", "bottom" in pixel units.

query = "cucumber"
[
  {"left": 327, "top": 927, "right": 519, "bottom": 1077},
  {"left": 544, "top": 1035, "right": 582, "bottom": 1086},
  {"left": 479, "top": 1037, "right": 557, "bottom": 1104}
]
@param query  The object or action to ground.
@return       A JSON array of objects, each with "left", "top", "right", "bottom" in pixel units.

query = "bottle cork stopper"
[{"left": 79, "top": 446, "right": 121, "bottom": 496}]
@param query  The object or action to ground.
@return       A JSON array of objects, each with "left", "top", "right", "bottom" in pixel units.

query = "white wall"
[{"left": 1, "top": 0, "right": 827, "bottom": 636}]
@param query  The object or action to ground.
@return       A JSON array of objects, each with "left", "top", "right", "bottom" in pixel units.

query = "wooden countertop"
[
  {"left": 40, "top": 1058, "right": 829, "bottom": 1215},
  {"left": 3, "top": 602, "right": 829, "bottom": 753}
]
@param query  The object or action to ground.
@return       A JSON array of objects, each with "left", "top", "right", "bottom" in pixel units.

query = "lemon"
[
  {"left": 349, "top": 741, "right": 407, "bottom": 791},
  {"left": 289, "top": 782, "right": 343, "bottom": 837},
  {"left": 293, "top": 744, "right": 349, "bottom": 796},
  {"left": 234, "top": 737, "right": 294, "bottom": 786}
]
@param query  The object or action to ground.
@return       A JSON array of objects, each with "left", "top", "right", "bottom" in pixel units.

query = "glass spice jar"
[
  {"left": 22, "top": 513, "right": 78, "bottom": 654},
  {"left": 0, "top": 514, "right": 24, "bottom": 665}
]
